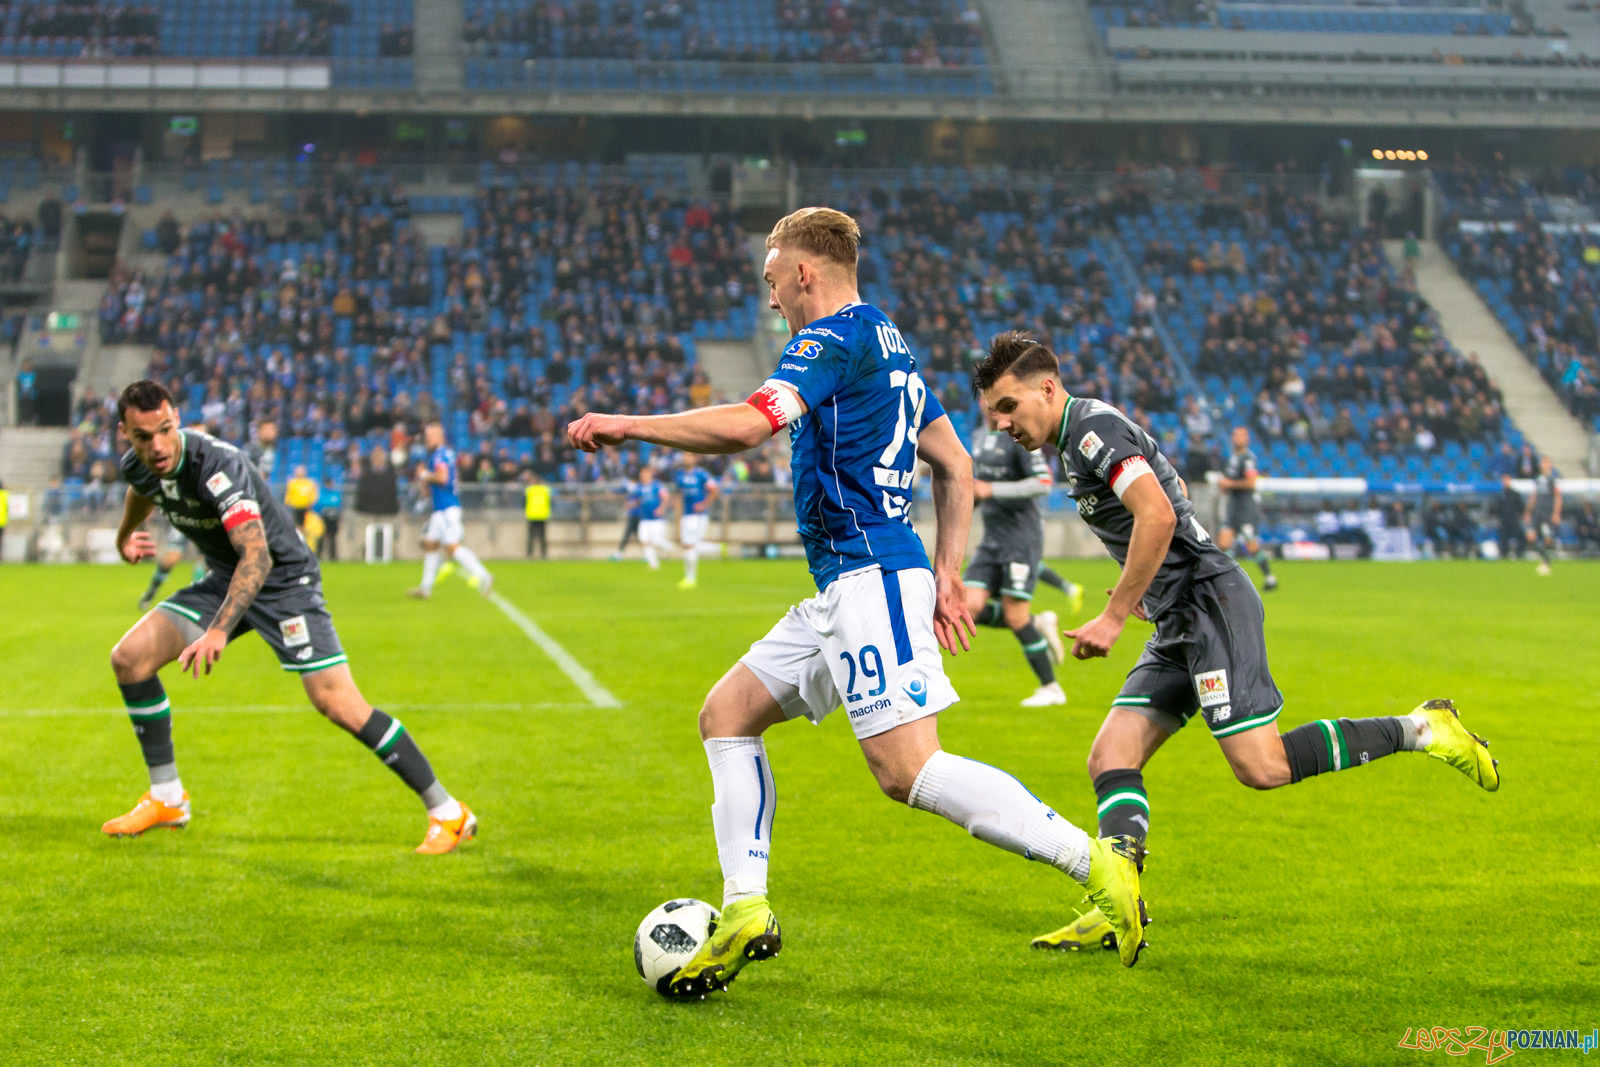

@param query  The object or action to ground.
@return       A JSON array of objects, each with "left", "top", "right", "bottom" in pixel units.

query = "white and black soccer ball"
[{"left": 634, "top": 898, "right": 719, "bottom": 995}]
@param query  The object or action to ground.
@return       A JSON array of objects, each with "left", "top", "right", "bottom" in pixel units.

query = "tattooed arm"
[{"left": 176, "top": 517, "right": 274, "bottom": 677}]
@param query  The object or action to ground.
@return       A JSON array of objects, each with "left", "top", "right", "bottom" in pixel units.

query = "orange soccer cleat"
[
  {"left": 102, "top": 791, "right": 191, "bottom": 837},
  {"left": 415, "top": 804, "right": 477, "bottom": 855}
]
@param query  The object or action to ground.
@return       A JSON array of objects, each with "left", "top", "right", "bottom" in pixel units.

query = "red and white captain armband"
[
  {"left": 746, "top": 380, "right": 803, "bottom": 433},
  {"left": 1108, "top": 456, "right": 1153, "bottom": 499},
  {"left": 221, "top": 498, "right": 262, "bottom": 532}
]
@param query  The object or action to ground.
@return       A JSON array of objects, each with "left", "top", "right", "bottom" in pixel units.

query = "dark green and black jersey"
[
  {"left": 121, "top": 429, "right": 318, "bottom": 583},
  {"left": 1054, "top": 396, "right": 1235, "bottom": 619},
  {"left": 1223, "top": 448, "right": 1260, "bottom": 503},
  {"left": 1532, "top": 471, "right": 1558, "bottom": 521},
  {"left": 972, "top": 428, "right": 1050, "bottom": 561}
]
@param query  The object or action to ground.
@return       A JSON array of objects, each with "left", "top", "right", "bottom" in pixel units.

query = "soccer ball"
[{"left": 634, "top": 898, "right": 719, "bottom": 995}]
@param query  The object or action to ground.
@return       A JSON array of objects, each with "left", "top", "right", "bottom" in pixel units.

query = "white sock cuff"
[
  {"left": 704, "top": 736, "right": 764, "bottom": 767},
  {"left": 908, "top": 750, "right": 954, "bottom": 813}
]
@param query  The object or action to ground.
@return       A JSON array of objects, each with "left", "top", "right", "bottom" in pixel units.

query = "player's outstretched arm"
[
  {"left": 568, "top": 403, "right": 776, "bottom": 456},
  {"left": 915, "top": 414, "right": 977, "bottom": 654},
  {"left": 1067, "top": 471, "right": 1175, "bottom": 659},
  {"left": 177, "top": 517, "right": 273, "bottom": 678},
  {"left": 117, "top": 487, "right": 157, "bottom": 563}
]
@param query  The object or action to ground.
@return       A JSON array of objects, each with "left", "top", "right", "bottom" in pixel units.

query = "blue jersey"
[
  {"left": 623, "top": 479, "right": 642, "bottom": 518},
  {"left": 676, "top": 468, "right": 713, "bottom": 514},
  {"left": 428, "top": 446, "right": 460, "bottom": 510},
  {"left": 766, "top": 302, "right": 946, "bottom": 590},
  {"left": 633, "top": 481, "right": 665, "bottom": 520}
]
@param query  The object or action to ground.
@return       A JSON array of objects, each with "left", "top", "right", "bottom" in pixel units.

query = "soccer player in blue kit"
[
  {"left": 673, "top": 455, "right": 721, "bottom": 589},
  {"left": 408, "top": 420, "right": 493, "bottom": 599},
  {"left": 569, "top": 208, "right": 1152, "bottom": 995},
  {"left": 632, "top": 465, "right": 674, "bottom": 570}
]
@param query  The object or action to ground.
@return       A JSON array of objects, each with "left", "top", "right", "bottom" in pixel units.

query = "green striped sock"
[
  {"left": 1282, "top": 717, "right": 1406, "bottom": 781},
  {"left": 1013, "top": 620, "right": 1054, "bottom": 685},
  {"left": 1093, "top": 769, "right": 1149, "bottom": 844},
  {"left": 354, "top": 709, "right": 447, "bottom": 808},
  {"left": 120, "top": 677, "right": 177, "bottom": 781}
]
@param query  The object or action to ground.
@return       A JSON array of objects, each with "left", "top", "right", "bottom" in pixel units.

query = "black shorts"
[
  {"left": 963, "top": 543, "right": 1041, "bottom": 600},
  {"left": 1111, "top": 567, "right": 1282, "bottom": 740},
  {"left": 157, "top": 569, "right": 348, "bottom": 673},
  {"left": 1223, "top": 496, "right": 1262, "bottom": 540}
]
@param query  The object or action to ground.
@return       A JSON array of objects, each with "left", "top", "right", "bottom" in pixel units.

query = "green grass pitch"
[{"left": 1, "top": 559, "right": 1595, "bottom": 1065}]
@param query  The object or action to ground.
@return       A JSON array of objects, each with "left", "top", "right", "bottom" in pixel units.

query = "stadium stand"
[
  {"left": 0, "top": 0, "right": 413, "bottom": 86},
  {"left": 1120, "top": 186, "right": 1522, "bottom": 485},
  {"left": 1443, "top": 213, "right": 1600, "bottom": 429},
  {"left": 809, "top": 164, "right": 1523, "bottom": 494},
  {"left": 80, "top": 163, "right": 762, "bottom": 508},
  {"left": 463, "top": 0, "right": 993, "bottom": 93},
  {"left": 1091, "top": 0, "right": 1516, "bottom": 35}
]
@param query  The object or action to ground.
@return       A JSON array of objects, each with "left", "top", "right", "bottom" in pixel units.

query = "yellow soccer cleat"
[
  {"left": 677, "top": 576, "right": 697, "bottom": 590},
  {"left": 1031, "top": 904, "right": 1118, "bottom": 952},
  {"left": 1067, "top": 582, "right": 1085, "bottom": 618},
  {"left": 1082, "top": 835, "right": 1151, "bottom": 967},
  {"left": 668, "top": 895, "right": 782, "bottom": 999},
  {"left": 102, "top": 791, "right": 191, "bottom": 837},
  {"left": 1418, "top": 699, "right": 1499, "bottom": 792},
  {"left": 416, "top": 804, "right": 478, "bottom": 855}
]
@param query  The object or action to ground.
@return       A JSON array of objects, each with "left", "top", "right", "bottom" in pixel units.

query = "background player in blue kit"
[
  {"left": 632, "top": 465, "right": 673, "bottom": 570},
  {"left": 569, "top": 208, "right": 1151, "bottom": 993},
  {"left": 673, "top": 455, "right": 721, "bottom": 588},
  {"left": 408, "top": 420, "right": 494, "bottom": 599}
]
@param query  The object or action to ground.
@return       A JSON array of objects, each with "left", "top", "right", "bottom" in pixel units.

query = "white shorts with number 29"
[{"left": 740, "top": 565, "right": 958, "bottom": 740}]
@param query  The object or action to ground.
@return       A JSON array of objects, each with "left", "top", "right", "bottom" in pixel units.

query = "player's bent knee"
[
  {"left": 1000, "top": 597, "right": 1031, "bottom": 628},
  {"left": 1230, "top": 760, "right": 1288, "bottom": 790},
  {"left": 869, "top": 761, "right": 918, "bottom": 805}
]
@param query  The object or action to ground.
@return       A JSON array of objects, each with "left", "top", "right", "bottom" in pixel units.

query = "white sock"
[
  {"left": 453, "top": 545, "right": 491, "bottom": 583},
  {"left": 1406, "top": 712, "right": 1432, "bottom": 750},
  {"left": 684, "top": 547, "right": 699, "bottom": 581},
  {"left": 908, "top": 751, "right": 1092, "bottom": 883},
  {"left": 150, "top": 778, "right": 186, "bottom": 805},
  {"left": 420, "top": 550, "right": 442, "bottom": 592},
  {"left": 427, "top": 797, "right": 463, "bottom": 820},
  {"left": 644, "top": 543, "right": 659, "bottom": 569},
  {"left": 705, "top": 737, "right": 774, "bottom": 904}
]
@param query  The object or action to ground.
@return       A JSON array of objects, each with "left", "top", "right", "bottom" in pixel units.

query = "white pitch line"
[
  {"left": 487, "top": 591, "right": 622, "bottom": 708},
  {"left": 1, "top": 702, "right": 592, "bottom": 719}
]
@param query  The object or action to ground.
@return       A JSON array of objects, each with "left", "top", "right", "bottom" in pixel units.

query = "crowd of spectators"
[
  {"left": 89, "top": 168, "right": 756, "bottom": 496},
  {"left": 824, "top": 175, "right": 1202, "bottom": 444},
  {"left": 256, "top": 18, "right": 334, "bottom": 56},
  {"left": 463, "top": 0, "right": 983, "bottom": 65},
  {"left": 1446, "top": 216, "right": 1600, "bottom": 423},
  {"left": 255, "top": 17, "right": 411, "bottom": 57},
  {"left": 0, "top": 212, "right": 39, "bottom": 282},
  {"left": 1120, "top": 186, "right": 1512, "bottom": 477},
  {"left": 6, "top": 3, "right": 161, "bottom": 56}
]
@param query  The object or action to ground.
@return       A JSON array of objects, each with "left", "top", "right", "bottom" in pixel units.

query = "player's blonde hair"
[{"left": 765, "top": 207, "right": 860, "bottom": 272}]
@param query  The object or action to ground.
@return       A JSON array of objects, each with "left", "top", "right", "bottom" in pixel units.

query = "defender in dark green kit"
[
  {"left": 972, "top": 332, "right": 1499, "bottom": 953},
  {"left": 101, "top": 380, "right": 477, "bottom": 854}
]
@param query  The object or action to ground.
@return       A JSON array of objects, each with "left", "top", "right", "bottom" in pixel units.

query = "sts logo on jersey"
[{"left": 785, "top": 338, "right": 824, "bottom": 360}]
